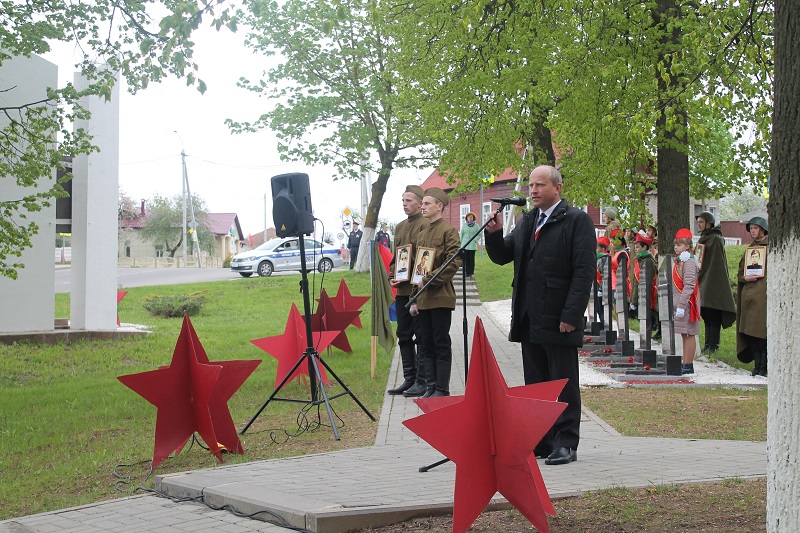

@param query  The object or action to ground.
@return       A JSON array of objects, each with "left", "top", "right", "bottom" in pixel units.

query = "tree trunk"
[
  {"left": 354, "top": 160, "right": 392, "bottom": 272},
  {"left": 653, "top": 0, "right": 690, "bottom": 246},
  {"left": 767, "top": 0, "right": 800, "bottom": 529}
]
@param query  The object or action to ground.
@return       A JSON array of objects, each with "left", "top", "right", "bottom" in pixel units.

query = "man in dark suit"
[{"left": 485, "top": 165, "right": 595, "bottom": 465}]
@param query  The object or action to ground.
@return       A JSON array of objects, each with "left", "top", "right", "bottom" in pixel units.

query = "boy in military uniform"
[
  {"left": 409, "top": 187, "right": 462, "bottom": 397},
  {"left": 388, "top": 185, "right": 429, "bottom": 396}
]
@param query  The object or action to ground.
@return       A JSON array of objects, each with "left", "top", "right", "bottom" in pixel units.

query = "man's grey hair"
[{"left": 548, "top": 166, "right": 563, "bottom": 186}]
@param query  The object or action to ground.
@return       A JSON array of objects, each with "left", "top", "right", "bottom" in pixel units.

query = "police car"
[{"left": 230, "top": 237, "right": 343, "bottom": 277}]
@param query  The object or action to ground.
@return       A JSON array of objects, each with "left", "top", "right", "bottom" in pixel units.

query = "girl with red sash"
[{"left": 672, "top": 228, "right": 701, "bottom": 374}]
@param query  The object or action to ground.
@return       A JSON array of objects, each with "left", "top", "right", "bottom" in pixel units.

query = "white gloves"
[
  {"left": 679, "top": 251, "right": 691, "bottom": 263},
  {"left": 675, "top": 307, "right": 685, "bottom": 319}
]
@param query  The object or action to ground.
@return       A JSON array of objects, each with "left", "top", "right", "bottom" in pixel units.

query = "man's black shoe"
[
  {"left": 544, "top": 447, "right": 577, "bottom": 465},
  {"left": 402, "top": 383, "right": 427, "bottom": 397},
  {"left": 387, "top": 381, "right": 414, "bottom": 395}
]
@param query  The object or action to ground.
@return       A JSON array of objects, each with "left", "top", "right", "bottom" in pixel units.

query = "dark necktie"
[{"left": 535, "top": 212, "right": 546, "bottom": 240}]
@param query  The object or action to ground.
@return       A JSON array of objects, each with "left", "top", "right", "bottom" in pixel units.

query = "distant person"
[
  {"left": 376, "top": 224, "right": 391, "bottom": 250},
  {"left": 646, "top": 224, "right": 659, "bottom": 255},
  {"left": 485, "top": 165, "right": 595, "bottom": 466},
  {"left": 737, "top": 216, "right": 768, "bottom": 376},
  {"left": 695, "top": 211, "right": 736, "bottom": 354},
  {"left": 410, "top": 187, "right": 461, "bottom": 398},
  {"left": 347, "top": 221, "right": 363, "bottom": 270},
  {"left": 459, "top": 212, "right": 480, "bottom": 278},
  {"left": 603, "top": 207, "right": 621, "bottom": 237},
  {"left": 672, "top": 228, "right": 701, "bottom": 374},
  {"left": 595, "top": 236, "right": 611, "bottom": 330},
  {"left": 631, "top": 232, "right": 659, "bottom": 339}
]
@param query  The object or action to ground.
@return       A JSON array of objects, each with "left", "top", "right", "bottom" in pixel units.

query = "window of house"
[
  {"left": 460, "top": 204, "right": 470, "bottom": 230},
  {"left": 155, "top": 246, "right": 164, "bottom": 258}
]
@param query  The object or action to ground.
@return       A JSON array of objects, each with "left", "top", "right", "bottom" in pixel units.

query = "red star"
[
  {"left": 404, "top": 317, "right": 567, "bottom": 533},
  {"left": 326, "top": 280, "right": 370, "bottom": 328},
  {"left": 116, "top": 290, "right": 128, "bottom": 326},
  {"left": 310, "top": 291, "right": 361, "bottom": 353},
  {"left": 118, "top": 314, "right": 261, "bottom": 468},
  {"left": 251, "top": 303, "right": 340, "bottom": 388}
]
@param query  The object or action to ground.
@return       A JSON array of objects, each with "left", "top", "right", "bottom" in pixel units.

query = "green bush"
[
  {"left": 223, "top": 254, "right": 233, "bottom": 268},
  {"left": 143, "top": 291, "right": 207, "bottom": 317}
]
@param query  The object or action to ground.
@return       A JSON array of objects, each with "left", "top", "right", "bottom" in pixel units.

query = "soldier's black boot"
[
  {"left": 403, "top": 348, "right": 428, "bottom": 397},
  {"left": 430, "top": 359, "right": 451, "bottom": 397},
  {"left": 388, "top": 345, "right": 417, "bottom": 395}
]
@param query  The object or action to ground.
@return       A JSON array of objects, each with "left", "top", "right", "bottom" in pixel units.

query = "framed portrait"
[
  {"left": 745, "top": 246, "right": 767, "bottom": 278},
  {"left": 412, "top": 246, "right": 435, "bottom": 285},
  {"left": 393, "top": 244, "right": 412, "bottom": 282},
  {"left": 694, "top": 243, "right": 705, "bottom": 269}
]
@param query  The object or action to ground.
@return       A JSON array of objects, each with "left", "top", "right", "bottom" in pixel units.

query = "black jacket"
[{"left": 485, "top": 200, "right": 596, "bottom": 346}]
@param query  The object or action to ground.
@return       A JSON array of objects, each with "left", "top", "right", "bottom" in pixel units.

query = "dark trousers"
[
  {"left": 519, "top": 321, "right": 581, "bottom": 452},
  {"left": 463, "top": 249, "right": 476, "bottom": 277},
  {"left": 416, "top": 307, "right": 453, "bottom": 363},
  {"left": 349, "top": 247, "right": 359, "bottom": 269},
  {"left": 394, "top": 296, "right": 418, "bottom": 358},
  {"left": 700, "top": 306, "right": 722, "bottom": 348}
]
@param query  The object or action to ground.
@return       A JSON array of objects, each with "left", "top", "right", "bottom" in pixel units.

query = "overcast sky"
[{"left": 43, "top": 26, "right": 432, "bottom": 245}]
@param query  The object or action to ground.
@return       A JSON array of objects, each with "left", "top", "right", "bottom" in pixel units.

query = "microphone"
[{"left": 491, "top": 197, "right": 527, "bottom": 206}]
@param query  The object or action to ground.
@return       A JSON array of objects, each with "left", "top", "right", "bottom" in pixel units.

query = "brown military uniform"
[
  {"left": 411, "top": 218, "right": 462, "bottom": 310},
  {"left": 390, "top": 213, "right": 428, "bottom": 297}
]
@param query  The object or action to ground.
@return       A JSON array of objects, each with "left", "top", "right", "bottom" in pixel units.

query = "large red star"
[
  {"left": 251, "top": 303, "right": 340, "bottom": 388},
  {"left": 118, "top": 314, "right": 261, "bottom": 468},
  {"left": 310, "top": 291, "right": 361, "bottom": 353},
  {"left": 116, "top": 290, "right": 128, "bottom": 326},
  {"left": 404, "top": 317, "right": 567, "bottom": 533},
  {"left": 326, "top": 279, "right": 370, "bottom": 328}
]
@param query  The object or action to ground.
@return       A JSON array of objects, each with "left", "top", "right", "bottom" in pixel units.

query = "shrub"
[
  {"left": 223, "top": 254, "right": 233, "bottom": 268},
  {"left": 143, "top": 291, "right": 207, "bottom": 318}
]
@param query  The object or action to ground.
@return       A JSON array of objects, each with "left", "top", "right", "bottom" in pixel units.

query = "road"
[{"left": 54, "top": 266, "right": 342, "bottom": 293}]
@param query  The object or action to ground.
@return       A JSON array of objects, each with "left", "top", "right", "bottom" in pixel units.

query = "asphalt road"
[{"left": 54, "top": 266, "right": 344, "bottom": 293}]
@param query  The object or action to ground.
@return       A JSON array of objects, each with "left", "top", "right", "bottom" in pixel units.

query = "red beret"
[
  {"left": 597, "top": 236, "right": 611, "bottom": 247},
  {"left": 609, "top": 228, "right": 621, "bottom": 238},
  {"left": 635, "top": 233, "right": 654, "bottom": 246},
  {"left": 675, "top": 228, "right": 693, "bottom": 239}
]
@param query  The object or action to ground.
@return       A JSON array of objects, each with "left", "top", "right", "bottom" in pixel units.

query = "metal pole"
[{"left": 176, "top": 131, "right": 187, "bottom": 268}]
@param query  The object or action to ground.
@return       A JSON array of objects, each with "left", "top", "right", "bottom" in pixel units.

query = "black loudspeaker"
[{"left": 271, "top": 173, "right": 314, "bottom": 237}]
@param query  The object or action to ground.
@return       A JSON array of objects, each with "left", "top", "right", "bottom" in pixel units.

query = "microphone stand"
[{"left": 408, "top": 203, "right": 515, "bottom": 472}]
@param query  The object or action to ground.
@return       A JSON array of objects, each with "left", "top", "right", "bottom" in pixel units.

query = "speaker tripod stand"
[{"left": 240, "top": 173, "right": 374, "bottom": 439}]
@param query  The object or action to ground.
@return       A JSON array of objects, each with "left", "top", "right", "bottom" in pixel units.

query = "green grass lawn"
[
  {"left": 0, "top": 249, "right": 761, "bottom": 520},
  {"left": 0, "top": 271, "right": 388, "bottom": 520}
]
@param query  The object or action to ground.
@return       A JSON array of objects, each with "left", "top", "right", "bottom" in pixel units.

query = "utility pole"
[{"left": 176, "top": 131, "right": 187, "bottom": 268}]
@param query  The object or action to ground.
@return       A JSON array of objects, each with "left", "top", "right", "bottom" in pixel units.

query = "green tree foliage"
[
  {"left": 227, "top": 0, "right": 434, "bottom": 240},
  {"left": 391, "top": 0, "right": 559, "bottom": 193},
  {"left": 0, "top": 0, "right": 236, "bottom": 278},
  {"left": 393, "top": 0, "right": 771, "bottom": 239},
  {"left": 138, "top": 194, "right": 214, "bottom": 258}
]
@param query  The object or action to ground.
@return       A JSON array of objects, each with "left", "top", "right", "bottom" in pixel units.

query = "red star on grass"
[
  {"left": 116, "top": 290, "right": 128, "bottom": 326},
  {"left": 118, "top": 314, "right": 261, "bottom": 468},
  {"left": 325, "top": 280, "right": 370, "bottom": 328},
  {"left": 251, "top": 303, "right": 340, "bottom": 388},
  {"left": 310, "top": 291, "right": 361, "bottom": 353},
  {"left": 404, "top": 317, "right": 568, "bottom": 533}
]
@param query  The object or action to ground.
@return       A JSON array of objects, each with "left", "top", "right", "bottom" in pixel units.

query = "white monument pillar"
[
  {"left": 69, "top": 71, "right": 120, "bottom": 330},
  {"left": 0, "top": 55, "right": 58, "bottom": 333}
]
